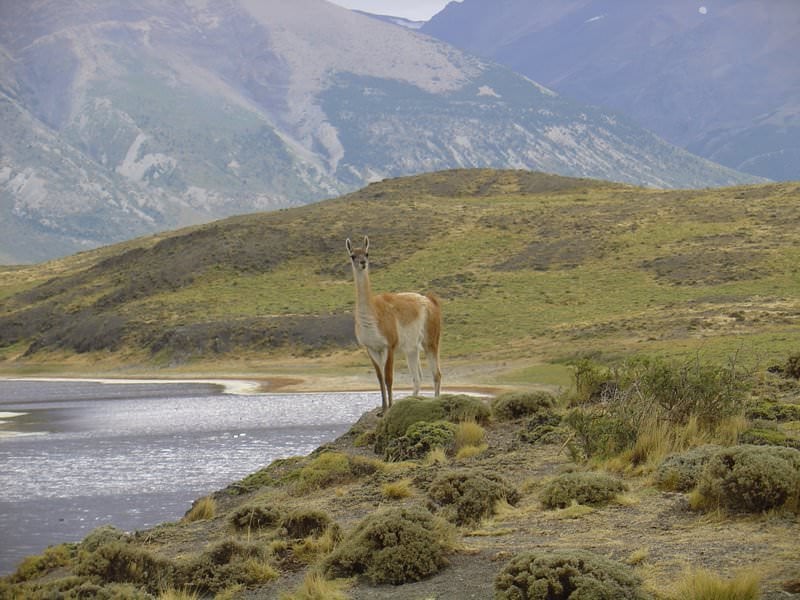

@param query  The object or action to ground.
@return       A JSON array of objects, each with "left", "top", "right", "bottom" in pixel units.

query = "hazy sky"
[{"left": 328, "top": 0, "right": 459, "bottom": 21}]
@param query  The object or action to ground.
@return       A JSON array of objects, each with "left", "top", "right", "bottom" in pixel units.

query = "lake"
[{"left": 0, "top": 379, "right": 379, "bottom": 575}]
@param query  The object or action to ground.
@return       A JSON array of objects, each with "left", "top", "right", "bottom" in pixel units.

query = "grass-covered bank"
[{"left": 3, "top": 353, "right": 799, "bottom": 599}]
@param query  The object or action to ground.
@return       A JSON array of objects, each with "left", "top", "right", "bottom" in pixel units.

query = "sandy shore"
[{"left": 0, "top": 376, "right": 266, "bottom": 395}]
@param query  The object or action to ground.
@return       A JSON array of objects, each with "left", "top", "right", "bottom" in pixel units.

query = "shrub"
[
  {"left": 569, "top": 356, "right": 751, "bottom": 430},
  {"left": 324, "top": 506, "right": 449, "bottom": 584},
  {"left": 374, "top": 397, "right": 447, "bottom": 454},
  {"left": 81, "top": 526, "right": 128, "bottom": 553},
  {"left": 439, "top": 394, "right": 491, "bottom": 424},
  {"left": 784, "top": 353, "right": 800, "bottom": 379},
  {"left": 77, "top": 541, "right": 176, "bottom": 594},
  {"left": 519, "top": 411, "right": 563, "bottom": 444},
  {"left": 739, "top": 423, "right": 800, "bottom": 449},
  {"left": 294, "top": 452, "right": 353, "bottom": 494},
  {"left": 427, "top": 469, "right": 520, "bottom": 525},
  {"left": 182, "top": 538, "right": 275, "bottom": 592},
  {"left": 230, "top": 502, "right": 283, "bottom": 531},
  {"left": 694, "top": 445, "right": 800, "bottom": 512},
  {"left": 654, "top": 445, "right": 722, "bottom": 492},
  {"left": 540, "top": 471, "right": 626, "bottom": 509},
  {"left": 746, "top": 400, "right": 800, "bottom": 422},
  {"left": 564, "top": 409, "right": 637, "bottom": 459},
  {"left": 492, "top": 391, "right": 556, "bottom": 421},
  {"left": 384, "top": 420, "right": 456, "bottom": 461},
  {"left": 11, "top": 544, "right": 74, "bottom": 583},
  {"left": 293, "top": 451, "right": 379, "bottom": 494},
  {"left": 280, "top": 509, "right": 335, "bottom": 539},
  {"left": 494, "top": 550, "right": 650, "bottom": 599}
]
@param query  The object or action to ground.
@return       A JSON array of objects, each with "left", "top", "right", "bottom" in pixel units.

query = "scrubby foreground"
[{"left": 3, "top": 356, "right": 800, "bottom": 599}]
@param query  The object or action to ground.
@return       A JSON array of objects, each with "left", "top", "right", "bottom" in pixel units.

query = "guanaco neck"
[{"left": 352, "top": 265, "right": 378, "bottom": 324}]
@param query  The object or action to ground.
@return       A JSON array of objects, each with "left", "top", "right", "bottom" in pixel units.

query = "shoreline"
[{"left": 0, "top": 376, "right": 265, "bottom": 396}]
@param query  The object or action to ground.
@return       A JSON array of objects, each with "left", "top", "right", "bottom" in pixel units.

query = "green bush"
[
  {"left": 569, "top": 356, "right": 750, "bottom": 429},
  {"left": 695, "top": 445, "right": 800, "bottom": 512},
  {"left": 564, "top": 410, "right": 636, "bottom": 459},
  {"left": 654, "top": 445, "right": 722, "bottom": 492},
  {"left": 746, "top": 400, "right": 800, "bottom": 422},
  {"left": 11, "top": 544, "right": 75, "bottom": 583},
  {"left": 519, "top": 412, "right": 563, "bottom": 444},
  {"left": 739, "top": 423, "right": 800, "bottom": 449},
  {"left": 540, "top": 471, "right": 626, "bottom": 509},
  {"left": 292, "top": 451, "right": 379, "bottom": 494},
  {"left": 81, "top": 526, "right": 128, "bottom": 553},
  {"left": 495, "top": 550, "right": 650, "bottom": 599},
  {"left": 784, "top": 353, "right": 800, "bottom": 379},
  {"left": 230, "top": 502, "right": 283, "bottom": 531},
  {"left": 492, "top": 391, "right": 556, "bottom": 421},
  {"left": 181, "top": 538, "right": 273, "bottom": 593},
  {"left": 374, "top": 397, "right": 446, "bottom": 454},
  {"left": 279, "top": 509, "right": 335, "bottom": 539},
  {"left": 427, "top": 469, "right": 520, "bottom": 525},
  {"left": 76, "top": 541, "right": 176, "bottom": 594},
  {"left": 384, "top": 420, "right": 457, "bottom": 461},
  {"left": 324, "top": 506, "right": 449, "bottom": 584},
  {"left": 439, "top": 394, "right": 491, "bottom": 424},
  {"left": 294, "top": 452, "right": 353, "bottom": 493}
]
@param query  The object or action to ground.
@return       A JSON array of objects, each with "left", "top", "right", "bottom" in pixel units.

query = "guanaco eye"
[
  {"left": 365, "top": 253, "right": 369, "bottom": 258},
  {"left": 350, "top": 254, "right": 356, "bottom": 260}
]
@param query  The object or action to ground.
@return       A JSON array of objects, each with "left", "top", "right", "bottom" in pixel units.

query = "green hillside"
[{"left": 1, "top": 169, "right": 798, "bottom": 385}]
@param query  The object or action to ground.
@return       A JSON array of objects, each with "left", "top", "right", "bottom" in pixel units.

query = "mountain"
[
  {"left": 1, "top": 170, "right": 798, "bottom": 371},
  {"left": 422, "top": 0, "right": 800, "bottom": 181},
  {"left": 0, "top": 0, "right": 762, "bottom": 264},
  {"left": 352, "top": 10, "right": 425, "bottom": 29}
]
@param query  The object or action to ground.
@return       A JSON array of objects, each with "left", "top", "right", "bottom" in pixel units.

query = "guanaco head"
[{"left": 346, "top": 236, "right": 369, "bottom": 272}]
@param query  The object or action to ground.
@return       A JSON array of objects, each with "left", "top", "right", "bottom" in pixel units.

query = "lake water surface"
[{"left": 0, "top": 379, "right": 378, "bottom": 574}]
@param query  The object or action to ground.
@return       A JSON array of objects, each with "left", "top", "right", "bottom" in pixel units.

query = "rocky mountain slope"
[
  {"left": 423, "top": 0, "right": 800, "bottom": 181},
  {"left": 0, "top": 0, "right": 760, "bottom": 263}
]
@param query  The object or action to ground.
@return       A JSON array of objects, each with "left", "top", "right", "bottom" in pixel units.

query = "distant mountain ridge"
[
  {"left": 423, "top": 0, "right": 800, "bottom": 181},
  {"left": 0, "top": 0, "right": 762, "bottom": 263}
]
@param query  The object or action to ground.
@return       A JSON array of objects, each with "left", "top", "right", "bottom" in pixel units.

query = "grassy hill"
[{"left": 1, "top": 169, "right": 799, "bottom": 387}]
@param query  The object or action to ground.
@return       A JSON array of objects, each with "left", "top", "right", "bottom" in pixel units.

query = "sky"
[{"left": 328, "top": 0, "right": 460, "bottom": 21}]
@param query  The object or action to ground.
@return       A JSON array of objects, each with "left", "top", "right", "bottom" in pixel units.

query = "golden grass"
[
  {"left": 181, "top": 496, "right": 216, "bottom": 523},
  {"left": 668, "top": 568, "right": 761, "bottom": 600},
  {"left": 381, "top": 478, "right": 415, "bottom": 499},
  {"left": 279, "top": 571, "right": 352, "bottom": 600},
  {"left": 454, "top": 420, "right": 486, "bottom": 450},
  {"left": 422, "top": 448, "right": 449, "bottom": 466},
  {"left": 455, "top": 443, "right": 489, "bottom": 460}
]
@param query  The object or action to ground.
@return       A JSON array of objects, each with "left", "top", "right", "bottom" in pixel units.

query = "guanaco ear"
[
  {"left": 363, "top": 236, "right": 369, "bottom": 252},
  {"left": 346, "top": 238, "right": 352, "bottom": 253}
]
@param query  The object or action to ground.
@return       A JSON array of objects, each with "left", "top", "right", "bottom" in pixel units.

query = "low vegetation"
[
  {"left": 323, "top": 506, "right": 451, "bottom": 585},
  {"left": 494, "top": 550, "right": 650, "bottom": 599},
  {"left": 3, "top": 351, "right": 800, "bottom": 598},
  {"left": 539, "top": 471, "right": 626, "bottom": 509}
]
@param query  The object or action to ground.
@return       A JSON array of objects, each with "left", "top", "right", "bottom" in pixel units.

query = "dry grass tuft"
[
  {"left": 280, "top": 571, "right": 351, "bottom": 600},
  {"left": 669, "top": 568, "right": 760, "bottom": 600},
  {"left": 182, "top": 496, "right": 216, "bottom": 523},
  {"left": 381, "top": 478, "right": 415, "bottom": 499},
  {"left": 454, "top": 420, "right": 486, "bottom": 450}
]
